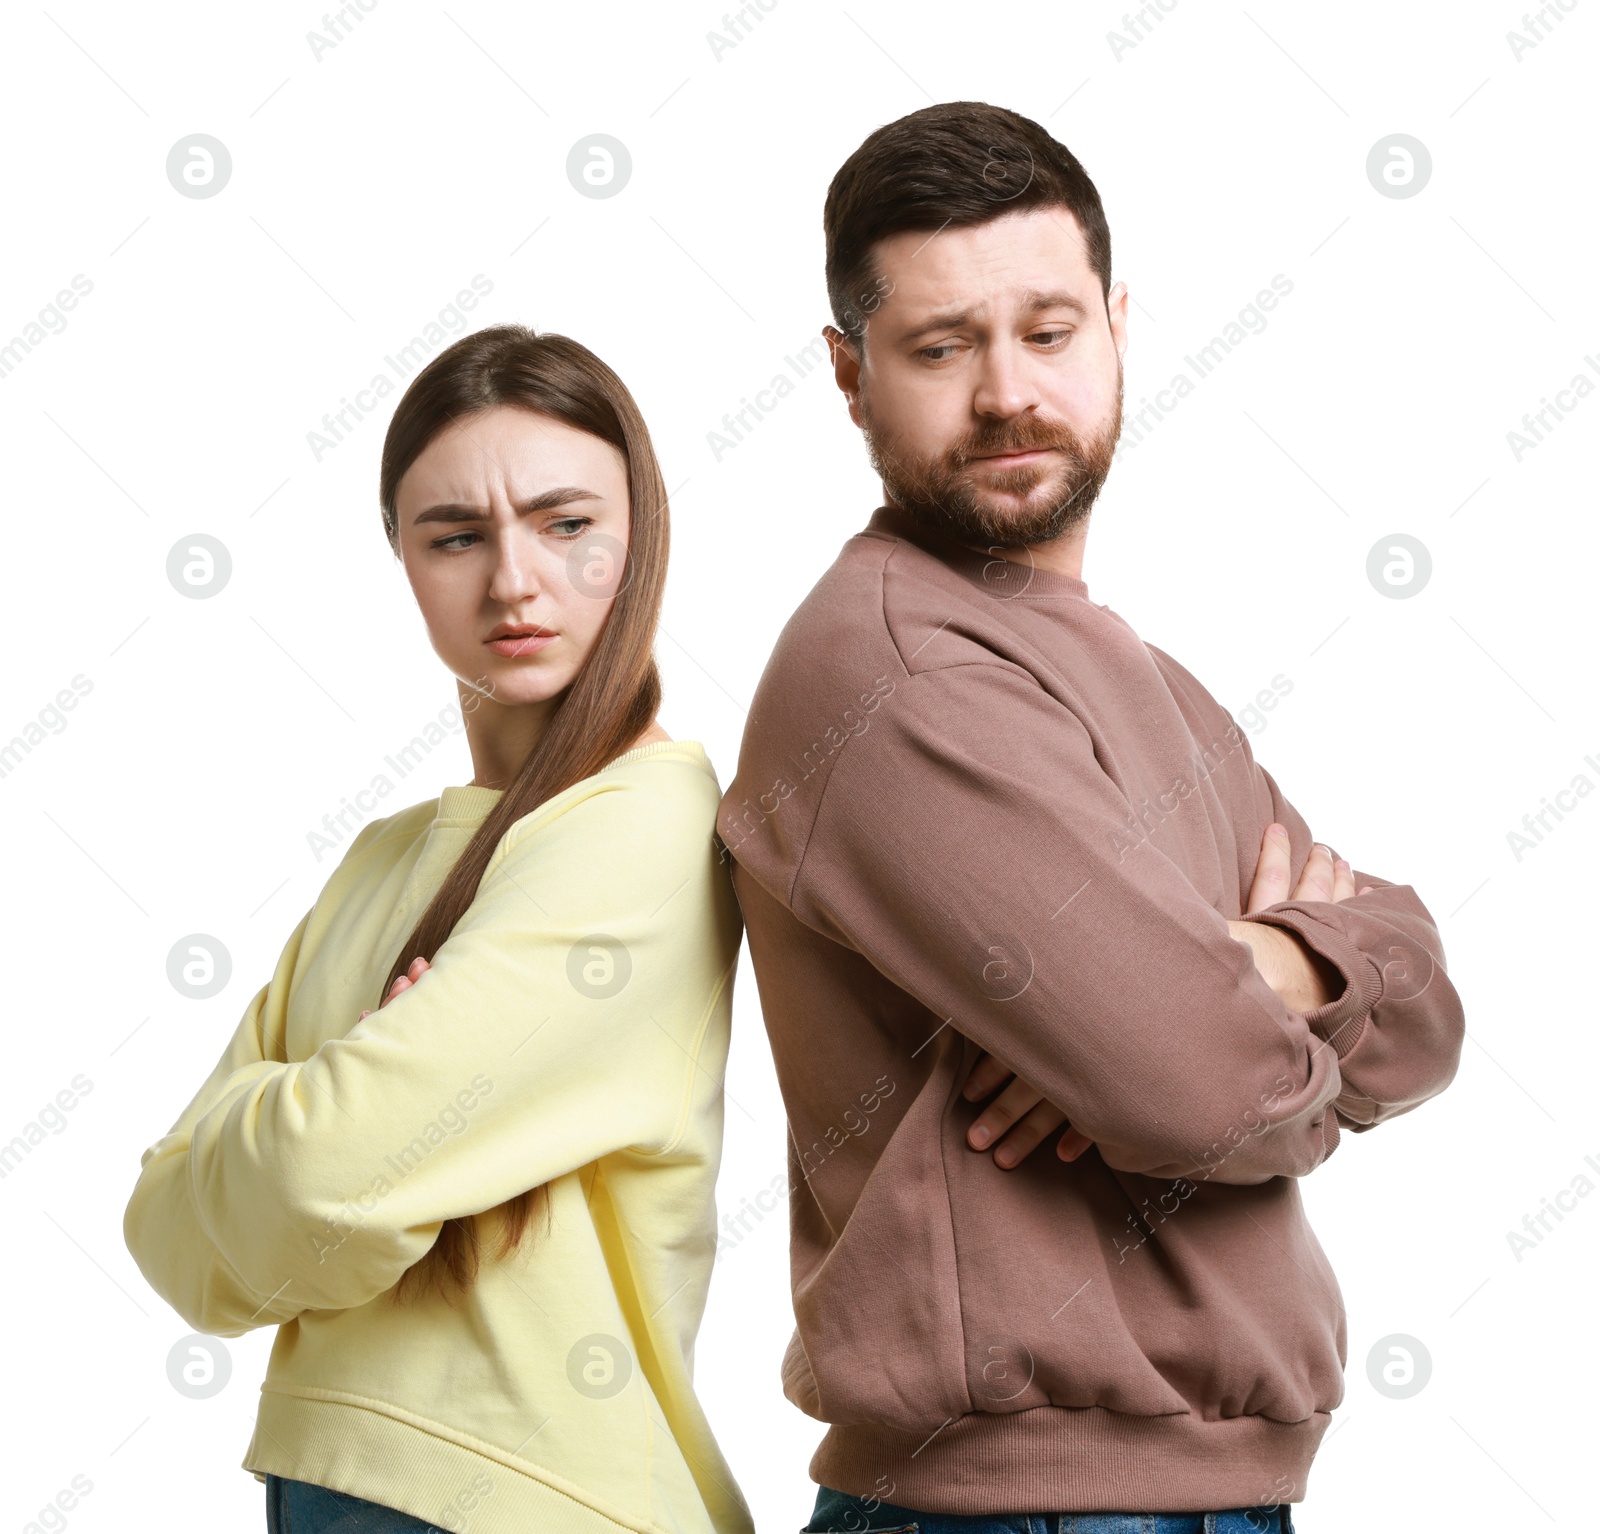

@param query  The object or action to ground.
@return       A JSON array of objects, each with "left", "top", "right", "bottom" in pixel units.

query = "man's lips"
[{"left": 969, "top": 447, "right": 1057, "bottom": 468}]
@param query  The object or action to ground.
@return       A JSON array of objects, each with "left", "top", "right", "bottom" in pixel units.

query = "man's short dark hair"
[{"left": 823, "top": 101, "right": 1113, "bottom": 350}]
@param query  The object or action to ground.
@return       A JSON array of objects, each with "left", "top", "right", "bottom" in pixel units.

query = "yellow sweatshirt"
[{"left": 123, "top": 740, "right": 753, "bottom": 1534}]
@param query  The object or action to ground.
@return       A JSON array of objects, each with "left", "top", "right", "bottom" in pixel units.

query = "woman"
[{"left": 123, "top": 326, "right": 754, "bottom": 1534}]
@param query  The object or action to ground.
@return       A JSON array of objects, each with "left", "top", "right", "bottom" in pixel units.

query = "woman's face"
[{"left": 394, "top": 405, "right": 633, "bottom": 711}]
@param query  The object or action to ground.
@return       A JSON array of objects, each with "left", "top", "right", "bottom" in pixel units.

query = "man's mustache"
[{"left": 950, "top": 421, "right": 1088, "bottom": 467}]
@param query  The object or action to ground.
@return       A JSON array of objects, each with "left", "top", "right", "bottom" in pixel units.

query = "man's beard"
[{"left": 860, "top": 369, "right": 1124, "bottom": 549}]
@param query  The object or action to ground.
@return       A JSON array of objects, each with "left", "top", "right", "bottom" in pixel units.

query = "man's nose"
[{"left": 971, "top": 341, "right": 1040, "bottom": 419}]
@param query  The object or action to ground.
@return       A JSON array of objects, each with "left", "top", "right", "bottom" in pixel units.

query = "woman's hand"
[{"left": 357, "top": 956, "right": 430, "bottom": 1021}]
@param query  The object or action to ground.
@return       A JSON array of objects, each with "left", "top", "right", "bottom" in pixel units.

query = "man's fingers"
[
  {"left": 1289, "top": 842, "right": 1336, "bottom": 903},
  {"left": 1244, "top": 824, "right": 1293, "bottom": 914},
  {"left": 1329, "top": 857, "right": 1355, "bottom": 903},
  {"left": 967, "top": 1077, "right": 1045, "bottom": 1151},
  {"left": 990, "top": 1099, "right": 1070, "bottom": 1169},
  {"left": 961, "top": 1050, "right": 1015, "bottom": 1103},
  {"left": 1247, "top": 828, "right": 1370, "bottom": 915},
  {"left": 1057, "top": 1126, "right": 1095, "bottom": 1162}
]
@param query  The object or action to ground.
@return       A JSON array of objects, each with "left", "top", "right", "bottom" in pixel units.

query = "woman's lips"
[{"left": 485, "top": 633, "right": 556, "bottom": 657}]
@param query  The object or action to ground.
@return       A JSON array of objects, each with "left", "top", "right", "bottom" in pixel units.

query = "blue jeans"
[
  {"left": 804, "top": 1485, "right": 1297, "bottom": 1534},
  {"left": 264, "top": 1474, "right": 447, "bottom": 1532}
]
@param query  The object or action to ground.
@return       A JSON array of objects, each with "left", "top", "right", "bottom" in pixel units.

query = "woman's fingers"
[
  {"left": 376, "top": 953, "right": 425, "bottom": 1010},
  {"left": 378, "top": 957, "right": 431, "bottom": 1011},
  {"left": 961, "top": 1050, "right": 1015, "bottom": 1103},
  {"left": 360, "top": 957, "right": 433, "bottom": 1023},
  {"left": 393, "top": 955, "right": 429, "bottom": 993}
]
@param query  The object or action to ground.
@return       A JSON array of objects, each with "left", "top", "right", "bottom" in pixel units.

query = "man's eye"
[
  {"left": 919, "top": 343, "right": 960, "bottom": 362},
  {"left": 1031, "top": 329, "right": 1072, "bottom": 346},
  {"left": 433, "top": 532, "right": 479, "bottom": 551}
]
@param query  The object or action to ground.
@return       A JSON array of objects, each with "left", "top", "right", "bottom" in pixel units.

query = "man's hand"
[
  {"left": 960, "top": 823, "right": 1370, "bottom": 1169},
  {"left": 1226, "top": 824, "right": 1369, "bottom": 1014},
  {"left": 960, "top": 1051, "right": 1096, "bottom": 1168}
]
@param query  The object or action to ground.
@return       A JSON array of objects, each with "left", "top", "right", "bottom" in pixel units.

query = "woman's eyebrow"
[{"left": 412, "top": 487, "right": 603, "bottom": 525}]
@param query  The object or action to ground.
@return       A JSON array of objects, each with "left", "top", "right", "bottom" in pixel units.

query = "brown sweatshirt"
[{"left": 716, "top": 503, "right": 1463, "bottom": 1515}]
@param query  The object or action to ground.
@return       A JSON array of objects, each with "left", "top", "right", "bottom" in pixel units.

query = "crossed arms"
[
  {"left": 964, "top": 823, "right": 1380, "bottom": 1167},
  {"left": 786, "top": 662, "right": 1465, "bottom": 1185}
]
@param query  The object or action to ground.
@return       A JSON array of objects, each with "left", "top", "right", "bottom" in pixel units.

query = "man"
[{"left": 717, "top": 101, "right": 1463, "bottom": 1532}]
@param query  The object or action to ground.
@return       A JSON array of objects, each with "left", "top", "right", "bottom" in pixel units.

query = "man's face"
[{"left": 830, "top": 205, "right": 1128, "bottom": 549}]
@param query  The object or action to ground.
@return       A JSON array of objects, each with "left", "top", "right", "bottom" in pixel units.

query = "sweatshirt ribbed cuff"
[{"left": 1237, "top": 903, "right": 1383, "bottom": 1058}]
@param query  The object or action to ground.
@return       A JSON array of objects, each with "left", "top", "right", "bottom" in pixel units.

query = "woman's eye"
[
  {"left": 549, "top": 516, "right": 594, "bottom": 537},
  {"left": 432, "top": 532, "right": 479, "bottom": 551}
]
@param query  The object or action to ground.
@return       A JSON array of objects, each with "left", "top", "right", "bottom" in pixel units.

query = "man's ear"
[
  {"left": 824, "top": 324, "right": 864, "bottom": 426},
  {"left": 1105, "top": 280, "right": 1130, "bottom": 363}
]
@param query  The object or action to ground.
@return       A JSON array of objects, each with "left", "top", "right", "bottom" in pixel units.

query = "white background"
[{"left": 1, "top": 2, "right": 1595, "bottom": 1530}]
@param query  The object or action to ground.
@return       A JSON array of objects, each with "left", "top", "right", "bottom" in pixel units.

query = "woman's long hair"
[{"left": 374, "top": 325, "right": 670, "bottom": 1306}]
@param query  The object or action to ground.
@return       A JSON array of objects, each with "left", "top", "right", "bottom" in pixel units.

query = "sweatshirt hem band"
[
  {"left": 243, "top": 1387, "right": 666, "bottom": 1534},
  {"left": 808, "top": 1404, "right": 1328, "bottom": 1515}
]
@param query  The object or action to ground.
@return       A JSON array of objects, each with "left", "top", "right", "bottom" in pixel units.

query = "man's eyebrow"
[
  {"left": 898, "top": 288, "right": 1090, "bottom": 343},
  {"left": 1018, "top": 288, "right": 1090, "bottom": 316},
  {"left": 412, "top": 486, "right": 603, "bottom": 525}
]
